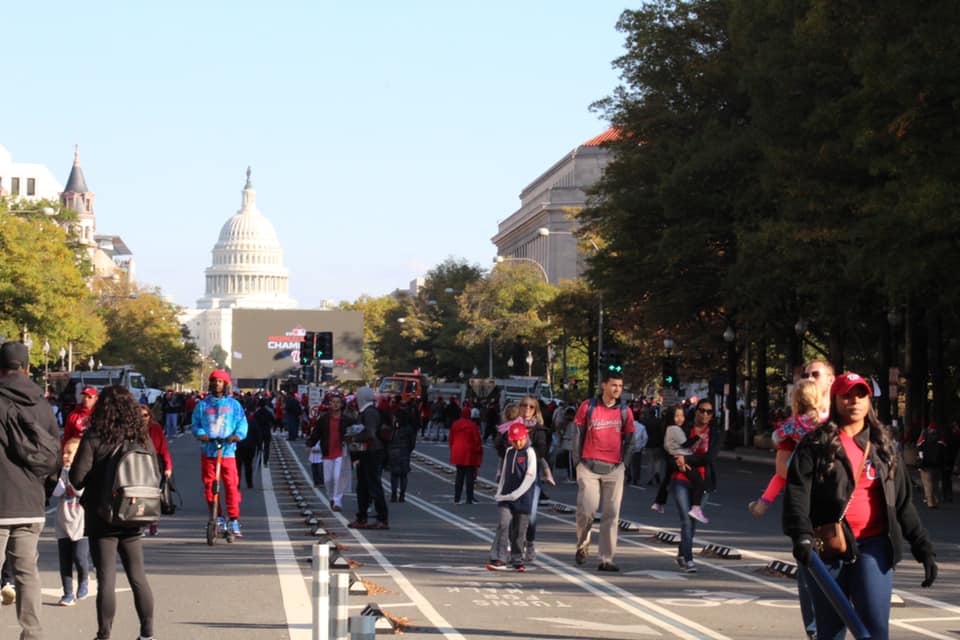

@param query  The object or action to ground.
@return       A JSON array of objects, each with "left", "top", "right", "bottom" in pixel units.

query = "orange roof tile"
[{"left": 581, "top": 128, "right": 621, "bottom": 147}]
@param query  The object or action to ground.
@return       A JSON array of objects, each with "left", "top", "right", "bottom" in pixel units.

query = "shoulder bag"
[{"left": 814, "top": 440, "right": 871, "bottom": 561}]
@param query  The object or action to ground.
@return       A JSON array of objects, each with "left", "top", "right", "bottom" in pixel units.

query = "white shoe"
[
  {"left": 688, "top": 506, "right": 709, "bottom": 524},
  {"left": 1, "top": 583, "right": 14, "bottom": 605}
]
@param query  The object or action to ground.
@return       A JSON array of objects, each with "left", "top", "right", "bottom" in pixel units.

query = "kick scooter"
[{"left": 206, "top": 438, "right": 234, "bottom": 545}]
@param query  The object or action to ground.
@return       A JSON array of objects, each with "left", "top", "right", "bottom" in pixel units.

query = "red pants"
[{"left": 200, "top": 455, "right": 242, "bottom": 520}]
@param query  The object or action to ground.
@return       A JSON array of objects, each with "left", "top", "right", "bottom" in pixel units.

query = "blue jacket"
[
  {"left": 494, "top": 443, "right": 537, "bottom": 514},
  {"left": 192, "top": 395, "right": 248, "bottom": 458}
]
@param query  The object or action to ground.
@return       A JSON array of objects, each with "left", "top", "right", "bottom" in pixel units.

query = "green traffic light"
[{"left": 665, "top": 375, "right": 674, "bottom": 383}]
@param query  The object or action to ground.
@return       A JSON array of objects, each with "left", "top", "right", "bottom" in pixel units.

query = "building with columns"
[{"left": 491, "top": 129, "right": 617, "bottom": 284}]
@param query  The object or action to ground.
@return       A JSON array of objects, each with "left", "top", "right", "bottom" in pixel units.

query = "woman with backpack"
[{"left": 70, "top": 385, "right": 158, "bottom": 640}]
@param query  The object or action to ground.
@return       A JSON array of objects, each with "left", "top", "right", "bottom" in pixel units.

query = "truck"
[
  {"left": 469, "top": 376, "right": 555, "bottom": 410},
  {"left": 375, "top": 372, "right": 430, "bottom": 404},
  {"left": 50, "top": 366, "right": 164, "bottom": 413}
]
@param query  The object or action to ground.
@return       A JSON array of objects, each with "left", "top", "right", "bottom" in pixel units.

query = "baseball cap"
[
  {"left": 82, "top": 387, "right": 99, "bottom": 398},
  {"left": 831, "top": 372, "right": 871, "bottom": 397},
  {"left": 508, "top": 422, "right": 528, "bottom": 442},
  {"left": 0, "top": 342, "right": 29, "bottom": 371}
]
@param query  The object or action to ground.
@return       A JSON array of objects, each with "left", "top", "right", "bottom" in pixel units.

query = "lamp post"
[
  {"left": 723, "top": 325, "right": 739, "bottom": 446},
  {"left": 537, "top": 227, "right": 603, "bottom": 393},
  {"left": 58, "top": 346, "right": 66, "bottom": 371},
  {"left": 42, "top": 341, "right": 50, "bottom": 393},
  {"left": 88, "top": 356, "right": 95, "bottom": 371},
  {"left": 525, "top": 351, "right": 534, "bottom": 376}
]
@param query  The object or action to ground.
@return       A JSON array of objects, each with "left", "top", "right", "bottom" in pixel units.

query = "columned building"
[
  {"left": 491, "top": 129, "right": 617, "bottom": 284},
  {"left": 182, "top": 168, "right": 298, "bottom": 368}
]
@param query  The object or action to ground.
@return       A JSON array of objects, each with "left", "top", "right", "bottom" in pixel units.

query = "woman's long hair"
[
  {"left": 89, "top": 385, "right": 151, "bottom": 450},
  {"left": 521, "top": 395, "right": 544, "bottom": 427},
  {"left": 816, "top": 401, "right": 898, "bottom": 481}
]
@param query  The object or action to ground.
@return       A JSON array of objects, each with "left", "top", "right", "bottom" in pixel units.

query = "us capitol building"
[{"left": 179, "top": 168, "right": 297, "bottom": 368}]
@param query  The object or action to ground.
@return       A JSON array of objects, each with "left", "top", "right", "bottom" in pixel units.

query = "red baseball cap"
[
  {"left": 82, "top": 387, "right": 98, "bottom": 398},
  {"left": 831, "top": 372, "right": 871, "bottom": 397},
  {"left": 508, "top": 422, "right": 528, "bottom": 442}
]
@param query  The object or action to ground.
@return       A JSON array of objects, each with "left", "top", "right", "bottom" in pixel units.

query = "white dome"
[{"left": 197, "top": 168, "right": 297, "bottom": 310}]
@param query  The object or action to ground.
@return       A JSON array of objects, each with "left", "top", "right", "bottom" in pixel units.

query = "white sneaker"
[
  {"left": 1, "top": 583, "right": 14, "bottom": 605},
  {"left": 650, "top": 502, "right": 665, "bottom": 514}
]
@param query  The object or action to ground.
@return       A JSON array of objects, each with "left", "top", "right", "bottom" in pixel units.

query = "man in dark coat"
[{"left": 0, "top": 342, "right": 61, "bottom": 639}]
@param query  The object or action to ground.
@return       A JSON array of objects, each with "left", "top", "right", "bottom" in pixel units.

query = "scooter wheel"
[
  {"left": 206, "top": 521, "right": 217, "bottom": 546},
  {"left": 225, "top": 531, "right": 235, "bottom": 544}
]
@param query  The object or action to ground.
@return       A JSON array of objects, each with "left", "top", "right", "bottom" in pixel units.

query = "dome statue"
[{"left": 197, "top": 168, "right": 297, "bottom": 310}]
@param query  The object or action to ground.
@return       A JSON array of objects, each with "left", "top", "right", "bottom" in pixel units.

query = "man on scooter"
[{"left": 191, "top": 370, "right": 249, "bottom": 538}]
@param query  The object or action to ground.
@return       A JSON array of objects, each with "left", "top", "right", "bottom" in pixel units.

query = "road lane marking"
[
  {"left": 280, "top": 441, "right": 467, "bottom": 640},
  {"left": 409, "top": 460, "right": 730, "bottom": 639},
  {"left": 263, "top": 463, "right": 312, "bottom": 640}
]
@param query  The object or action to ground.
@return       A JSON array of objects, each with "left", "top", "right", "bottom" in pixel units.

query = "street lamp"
[
  {"left": 58, "top": 346, "right": 66, "bottom": 371},
  {"left": 472, "top": 366, "right": 479, "bottom": 377},
  {"left": 493, "top": 255, "right": 548, "bottom": 283},
  {"left": 88, "top": 356, "right": 95, "bottom": 370},
  {"left": 507, "top": 356, "right": 514, "bottom": 369},
  {"left": 42, "top": 341, "right": 50, "bottom": 392},
  {"left": 525, "top": 351, "right": 534, "bottom": 376},
  {"left": 663, "top": 337, "right": 675, "bottom": 352}
]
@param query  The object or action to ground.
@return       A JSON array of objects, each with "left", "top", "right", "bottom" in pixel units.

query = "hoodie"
[{"left": 0, "top": 372, "right": 61, "bottom": 524}]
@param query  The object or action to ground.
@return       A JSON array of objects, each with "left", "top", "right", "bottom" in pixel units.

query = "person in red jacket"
[
  {"left": 62, "top": 387, "right": 98, "bottom": 444},
  {"left": 449, "top": 407, "right": 483, "bottom": 504},
  {"left": 142, "top": 406, "right": 173, "bottom": 536}
]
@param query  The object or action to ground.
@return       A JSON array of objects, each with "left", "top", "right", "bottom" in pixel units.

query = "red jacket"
[
  {"left": 148, "top": 422, "right": 173, "bottom": 474},
  {"left": 449, "top": 417, "right": 482, "bottom": 467},
  {"left": 62, "top": 407, "right": 92, "bottom": 445}
]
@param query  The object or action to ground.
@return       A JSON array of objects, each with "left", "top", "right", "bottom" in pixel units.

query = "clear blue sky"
[{"left": 5, "top": 1, "right": 630, "bottom": 308}]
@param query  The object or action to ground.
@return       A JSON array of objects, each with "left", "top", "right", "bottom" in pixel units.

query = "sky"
[{"left": 4, "top": 1, "right": 631, "bottom": 309}]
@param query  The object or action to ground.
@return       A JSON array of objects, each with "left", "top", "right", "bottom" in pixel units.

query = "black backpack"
[
  {"left": 97, "top": 440, "right": 162, "bottom": 527},
  {"left": 0, "top": 397, "right": 60, "bottom": 478}
]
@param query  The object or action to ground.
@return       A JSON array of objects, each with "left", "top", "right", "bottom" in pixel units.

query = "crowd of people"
[{"left": 0, "top": 345, "right": 948, "bottom": 640}]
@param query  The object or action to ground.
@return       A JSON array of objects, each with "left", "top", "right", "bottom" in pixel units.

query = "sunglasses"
[
  {"left": 520, "top": 403, "right": 537, "bottom": 409},
  {"left": 802, "top": 371, "right": 822, "bottom": 379},
  {"left": 696, "top": 408, "right": 714, "bottom": 415}
]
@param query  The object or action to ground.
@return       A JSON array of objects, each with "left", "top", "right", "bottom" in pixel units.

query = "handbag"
[{"left": 814, "top": 441, "right": 871, "bottom": 561}]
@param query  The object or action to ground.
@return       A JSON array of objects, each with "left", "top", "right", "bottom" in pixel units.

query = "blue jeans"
[
  {"left": 811, "top": 535, "right": 893, "bottom": 640},
  {"left": 164, "top": 413, "right": 179, "bottom": 438},
  {"left": 670, "top": 478, "right": 697, "bottom": 561},
  {"left": 0, "top": 522, "right": 43, "bottom": 640},
  {"left": 797, "top": 564, "right": 818, "bottom": 639}
]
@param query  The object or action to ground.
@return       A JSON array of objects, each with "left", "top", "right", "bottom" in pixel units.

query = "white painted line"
[
  {"left": 263, "top": 462, "right": 312, "bottom": 640},
  {"left": 282, "top": 442, "right": 467, "bottom": 640},
  {"left": 410, "top": 461, "right": 731, "bottom": 640}
]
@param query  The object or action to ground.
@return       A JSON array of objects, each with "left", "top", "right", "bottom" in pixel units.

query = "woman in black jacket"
[
  {"left": 783, "top": 372, "right": 937, "bottom": 640},
  {"left": 70, "top": 386, "right": 157, "bottom": 640}
]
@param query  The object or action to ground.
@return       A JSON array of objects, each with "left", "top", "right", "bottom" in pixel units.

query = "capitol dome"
[{"left": 196, "top": 168, "right": 297, "bottom": 310}]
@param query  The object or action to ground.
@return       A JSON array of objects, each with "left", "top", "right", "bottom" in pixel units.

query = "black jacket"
[
  {"left": 306, "top": 411, "right": 351, "bottom": 457},
  {"left": 783, "top": 424, "right": 932, "bottom": 566},
  {"left": 0, "top": 372, "right": 60, "bottom": 523},
  {"left": 70, "top": 427, "right": 158, "bottom": 538}
]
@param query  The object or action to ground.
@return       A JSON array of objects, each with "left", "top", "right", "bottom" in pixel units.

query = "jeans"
[
  {"left": 164, "top": 413, "right": 179, "bottom": 438},
  {"left": 490, "top": 506, "right": 529, "bottom": 564},
  {"left": 796, "top": 564, "right": 818, "bottom": 639},
  {"left": 0, "top": 522, "right": 43, "bottom": 640},
  {"left": 91, "top": 533, "right": 154, "bottom": 639},
  {"left": 286, "top": 416, "right": 300, "bottom": 441},
  {"left": 57, "top": 536, "right": 90, "bottom": 597},
  {"left": 670, "top": 478, "right": 697, "bottom": 561},
  {"left": 810, "top": 535, "right": 893, "bottom": 640}
]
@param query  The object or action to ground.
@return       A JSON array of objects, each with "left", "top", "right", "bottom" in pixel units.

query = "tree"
[
  {"left": 458, "top": 261, "right": 556, "bottom": 377},
  {"left": 340, "top": 293, "right": 400, "bottom": 377},
  {"left": 94, "top": 280, "right": 198, "bottom": 388},
  {"left": 0, "top": 199, "right": 106, "bottom": 363},
  {"left": 209, "top": 345, "right": 228, "bottom": 369}
]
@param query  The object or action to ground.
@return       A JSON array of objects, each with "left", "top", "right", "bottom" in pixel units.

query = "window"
[
  {"left": 26, "top": 178, "right": 35, "bottom": 196},
  {"left": 10, "top": 177, "right": 19, "bottom": 196}
]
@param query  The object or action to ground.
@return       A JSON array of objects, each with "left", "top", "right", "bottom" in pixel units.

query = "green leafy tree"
[
  {"left": 340, "top": 293, "right": 400, "bottom": 377},
  {"left": 209, "top": 345, "right": 228, "bottom": 369},
  {"left": 0, "top": 199, "right": 106, "bottom": 362}
]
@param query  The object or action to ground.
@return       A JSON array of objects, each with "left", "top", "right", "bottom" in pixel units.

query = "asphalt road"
[{"left": 10, "top": 431, "right": 959, "bottom": 639}]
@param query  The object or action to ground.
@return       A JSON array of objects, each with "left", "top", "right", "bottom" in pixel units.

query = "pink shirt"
[{"left": 839, "top": 432, "right": 886, "bottom": 539}]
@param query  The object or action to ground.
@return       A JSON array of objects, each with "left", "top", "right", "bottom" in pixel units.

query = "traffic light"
[
  {"left": 315, "top": 331, "right": 334, "bottom": 360},
  {"left": 600, "top": 349, "right": 624, "bottom": 375},
  {"left": 320, "top": 365, "right": 333, "bottom": 382},
  {"left": 300, "top": 331, "right": 315, "bottom": 366},
  {"left": 662, "top": 356, "right": 679, "bottom": 389}
]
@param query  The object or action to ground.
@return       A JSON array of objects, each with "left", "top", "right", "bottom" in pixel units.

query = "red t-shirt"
[
  {"left": 671, "top": 426, "right": 709, "bottom": 482},
  {"left": 839, "top": 431, "right": 886, "bottom": 539},
  {"left": 574, "top": 400, "right": 635, "bottom": 464},
  {"left": 325, "top": 414, "right": 342, "bottom": 460}
]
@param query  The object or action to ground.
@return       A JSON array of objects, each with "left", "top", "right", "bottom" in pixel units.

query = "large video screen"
[{"left": 230, "top": 309, "right": 363, "bottom": 381}]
